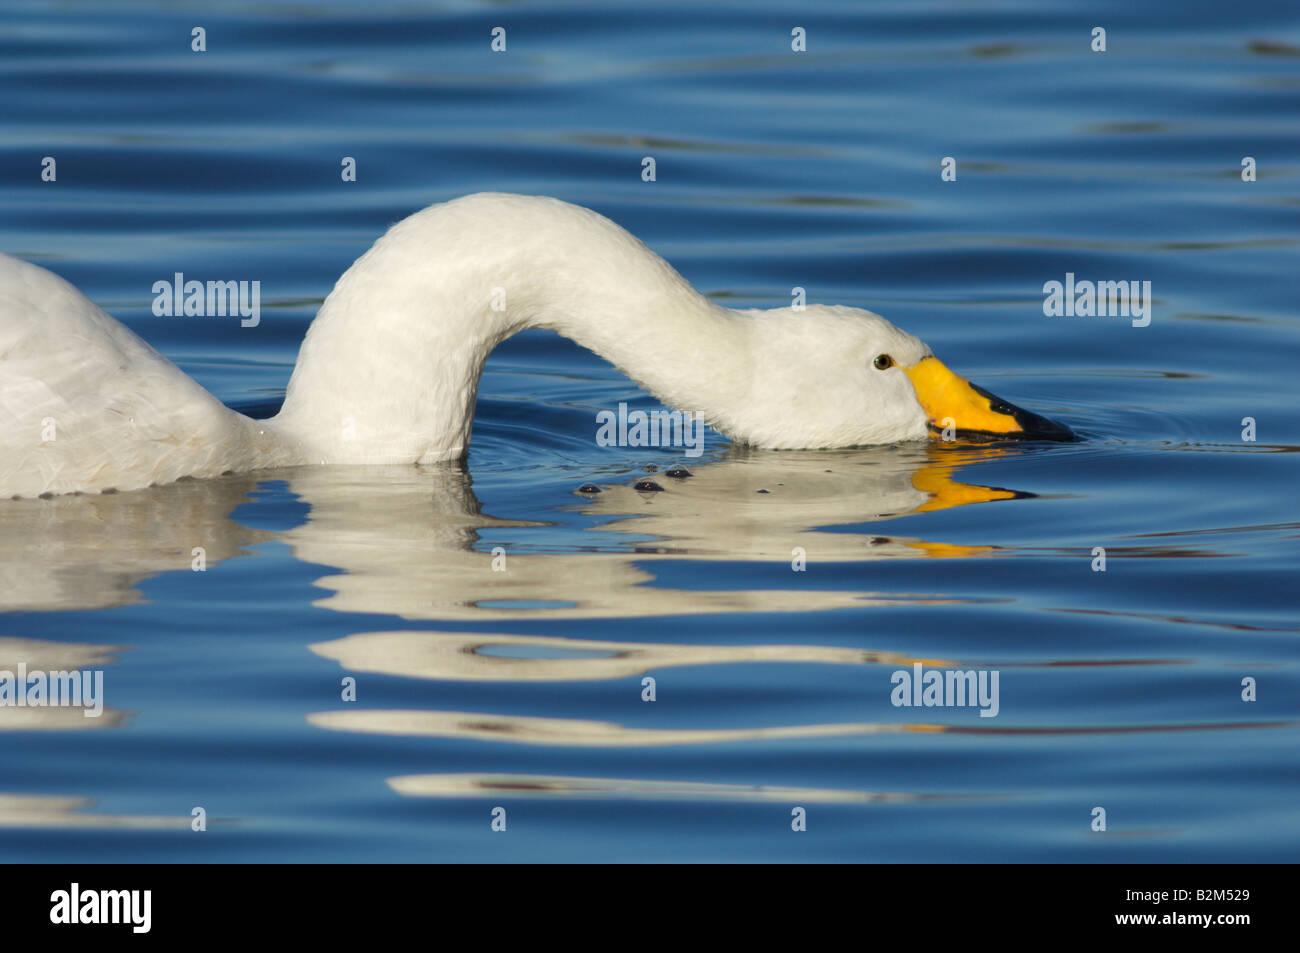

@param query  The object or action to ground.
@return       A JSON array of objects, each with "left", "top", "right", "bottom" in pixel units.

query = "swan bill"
[{"left": 903, "top": 357, "right": 1074, "bottom": 442}]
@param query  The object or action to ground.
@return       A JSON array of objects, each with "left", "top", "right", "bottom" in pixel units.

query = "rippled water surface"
[{"left": 1, "top": 0, "right": 1297, "bottom": 862}]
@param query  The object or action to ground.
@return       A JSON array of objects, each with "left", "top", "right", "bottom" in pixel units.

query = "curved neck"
[{"left": 271, "top": 195, "right": 748, "bottom": 463}]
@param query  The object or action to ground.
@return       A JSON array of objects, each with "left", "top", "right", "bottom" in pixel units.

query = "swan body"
[{"left": 1, "top": 193, "right": 1068, "bottom": 498}]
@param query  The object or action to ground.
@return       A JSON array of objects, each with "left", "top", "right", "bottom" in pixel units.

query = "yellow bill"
[{"left": 904, "top": 357, "right": 1073, "bottom": 442}]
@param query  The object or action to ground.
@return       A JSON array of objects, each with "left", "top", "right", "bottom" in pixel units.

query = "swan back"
[{"left": 0, "top": 253, "right": 273, "bottom": 496}]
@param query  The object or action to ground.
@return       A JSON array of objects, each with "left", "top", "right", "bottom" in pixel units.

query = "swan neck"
[{"left": 272, "top": 195, "right": 746, "bottom": 464}]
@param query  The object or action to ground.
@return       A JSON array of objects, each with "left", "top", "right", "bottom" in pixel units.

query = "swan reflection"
[
  {"left": 0, "top": 473, "right": 271, "bottom": 612},
  {"left": 308, "top": 708, "right": 909, "bottom": 746},
  {"left": 0, "top": 793, "right": 185, "bottom": 829},
  {"left": 0, "top": 637, "right": 127, "bottom": 730},
  {"left": 310, "top": 629, "right": 950, "bottom": 682},
  {"left": 0, "top": 447, "right": 1032, "bottom": 821},
  {"left": 387, "top": 773, "right": 955, "bottom": 804},
  {"left": 0, "top": 445, "right": 1019, "bottom": 617}
]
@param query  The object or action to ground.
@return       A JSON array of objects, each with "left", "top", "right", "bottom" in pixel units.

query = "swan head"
[{"left": 733, "top": 306, "right": 1073, "bottom": 448}]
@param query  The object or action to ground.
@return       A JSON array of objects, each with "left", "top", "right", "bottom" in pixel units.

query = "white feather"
[{"left": 1, "top": 193, "right": 932, "bottom": 497}]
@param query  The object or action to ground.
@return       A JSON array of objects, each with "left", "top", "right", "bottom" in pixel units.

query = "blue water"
[{"left": 1, "top": 0, "right": 1297, "bottom": 862}]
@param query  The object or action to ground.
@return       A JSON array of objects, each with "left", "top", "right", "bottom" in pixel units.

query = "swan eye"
[{"left": 873, "top": 354, "right": 894, "bottom": 370}]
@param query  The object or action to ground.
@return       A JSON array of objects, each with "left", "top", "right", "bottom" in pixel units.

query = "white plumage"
[{"left": 2, "top": 193, "right": 947, "bottom": 498}]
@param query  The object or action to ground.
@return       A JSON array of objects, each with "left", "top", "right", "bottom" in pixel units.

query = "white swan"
[{"left": 0, "top": 192, "right": 1070, "bottom": 498}]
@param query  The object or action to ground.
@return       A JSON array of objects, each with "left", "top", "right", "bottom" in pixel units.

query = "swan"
[{"left": 0, "top": 192, "right": 1070, "bottom": 498}]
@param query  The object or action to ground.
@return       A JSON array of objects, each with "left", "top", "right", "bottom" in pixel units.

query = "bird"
[{"left": 0, "top": 192, "right": 1071, "bottom": 498}]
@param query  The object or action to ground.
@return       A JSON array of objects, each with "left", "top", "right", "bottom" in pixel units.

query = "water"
[{"left": 1, "top": 0, "right": 1297, "bottom": 862}]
